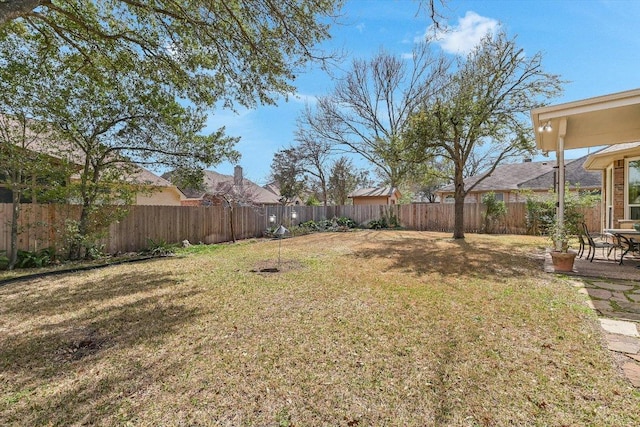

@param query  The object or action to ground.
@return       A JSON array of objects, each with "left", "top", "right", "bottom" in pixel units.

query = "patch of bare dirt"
[{"left": 250, "top": 259, "right": 305, "bottom": 274}]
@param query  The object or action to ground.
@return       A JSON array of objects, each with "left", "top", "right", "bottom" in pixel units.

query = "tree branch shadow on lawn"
[
  {"left": 0, "top": 269, "right": 201, "bottom": 425},
  {"left": 351, "top": 236, "right": 544, "bottom": 279},
  {"left": 1, "top": 259, "right": 183, "bottom": 317}
]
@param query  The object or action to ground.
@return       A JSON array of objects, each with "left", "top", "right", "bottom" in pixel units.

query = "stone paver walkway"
[
  {"left": 545, "top": 252, "right": 640, "bottom": 388},
  {"left": 577, "top": 280, "right": 640, "bottom": 387}
]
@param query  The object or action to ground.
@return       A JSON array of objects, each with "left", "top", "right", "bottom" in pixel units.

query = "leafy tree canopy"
[
  {"left": 404, "top": 31, "right": 564, "bottom": 238},
  {"left": 0, "top": 0, "right": 343, "bottom": 109}
]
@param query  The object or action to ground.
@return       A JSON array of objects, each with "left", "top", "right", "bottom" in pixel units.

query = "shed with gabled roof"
[{"left": 349, "top": 187, "right": 402, "bottom": 205}]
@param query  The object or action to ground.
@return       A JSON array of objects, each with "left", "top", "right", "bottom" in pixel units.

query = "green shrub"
[
  {"left": 16, "top": 247, "right": 56, "bottom": 269},
  {"left": 335, "top": 216, "right": 357, "bottom": 228},
  {"left": 0, "top": 251, "right": 8, "bottom": 270},
  {"left": 287, "top": 217, "right": 358, "bottom": 235},
  {"left": 368, "top": 217, "right": 388, "bottom": 229},
  {"left": 481, "top": 192, "right": 507, "bottom": 234},
  {"left": 523, "top": 187, "right": 600, "bottom": 236},
  {"left": 145, "top": 238, "right": 178, "bottom": 256}
]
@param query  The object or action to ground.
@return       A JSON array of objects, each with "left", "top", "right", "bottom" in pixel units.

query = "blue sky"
[{"left": 206, "top": 0, "right": 640, "bottom": 185}]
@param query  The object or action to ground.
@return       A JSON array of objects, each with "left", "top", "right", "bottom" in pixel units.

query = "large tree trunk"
[
  {"left": 70, "top": 194, "right": 94, "bottom": 260},
  {"left": 8, "top": 185, "right": 21, "bottom": 270},
  {"left": 453, "top": 169, "right": 466, "bottom": 239}
]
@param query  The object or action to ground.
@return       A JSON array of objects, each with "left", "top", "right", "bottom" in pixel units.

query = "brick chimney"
[{"left": 234, "top": 165, "right": 243, "bottom": 186}]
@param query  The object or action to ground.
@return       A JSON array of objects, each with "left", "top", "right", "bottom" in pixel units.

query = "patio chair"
[
  {"left": 580, "top": 222, "right": 614, "bottom": 262},
  {"left": 577, "top": 231, "right": 588, "bottom": 258},
  {"left": 612, "top": 233, "right": 640, "bottom": 265}
]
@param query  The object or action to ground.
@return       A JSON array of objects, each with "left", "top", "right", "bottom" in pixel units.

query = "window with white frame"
[{"left": 627, "top": 158, "right": 640, "bottom": 219}]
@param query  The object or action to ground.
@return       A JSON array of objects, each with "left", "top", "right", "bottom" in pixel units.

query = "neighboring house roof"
[
  {"left": 520, "top": 156, "right": 601, "bottom": 190},
  {"left": 437, "top": 155, "right": 600, "bottom": 194},
  {"left": 349, "top": 187, "right": 401, "bottom": 198},
  {"left": 263, "top": 182, "right": 280, "bottom": 196},
  {"left": 263, "top": 181, "right": 307, "bottom": 205},
  {"left": 170, "top": 168, "right": 280, "bottom": 205},
  {"left": 127, "top": 167, "right": 178, "bottom": 188},
  {"left": 1, "top": 114, "right": 176, "bottom": 191}
]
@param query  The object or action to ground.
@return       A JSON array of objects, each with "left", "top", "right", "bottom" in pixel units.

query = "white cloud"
[
  {"left": 356, "top": 23, "right": 366, "bottom": 33},
  {"left": 417, "top": 11, "right": 500, "bottom": 56}
]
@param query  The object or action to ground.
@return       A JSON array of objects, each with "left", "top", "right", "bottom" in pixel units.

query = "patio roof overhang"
[
  {"left": 583, "top": 142, "right": 640, "bottom": 170},
  {"left": 530, "top": 88, "right": 640, "bottom": 247},
  {"left": 531, "top": 88, "right": 640, "bottom": 153}
]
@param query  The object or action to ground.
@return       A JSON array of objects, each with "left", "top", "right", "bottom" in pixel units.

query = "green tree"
[
  {"left": 35, "top": 52, "right": 239, "bottom": 259},
  {"left": 270, "top": 148, "right": 306, "bottom": 205},
  {"left": 0, "top": 31, "right": 72, "bottom": 268},
  {"left": 328, "top": 156, "right": 371, "bottom": 205},
  {"left": 405, "top": 32, "right": 563, "bottom": 239},
  {"left": 0, "top": 1, "right": 342, "bottom": 110}
]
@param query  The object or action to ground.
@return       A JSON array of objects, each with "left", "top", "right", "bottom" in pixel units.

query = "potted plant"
[{"left": 549, "top": 219, "right": 577, "bottom": 272}]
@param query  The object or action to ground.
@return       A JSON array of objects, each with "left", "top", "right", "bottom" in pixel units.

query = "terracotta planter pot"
[{"left": 551, "top": 251, "right": 577, "bottom": 272}]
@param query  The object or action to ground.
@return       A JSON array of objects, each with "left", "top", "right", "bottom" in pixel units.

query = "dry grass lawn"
[{"left": 1, "top": 230, "right": 639, "bottom": 426}]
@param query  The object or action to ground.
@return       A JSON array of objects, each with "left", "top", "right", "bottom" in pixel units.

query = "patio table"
[{"left": 604, "top": 229, "right": 640, "bottom": 264}]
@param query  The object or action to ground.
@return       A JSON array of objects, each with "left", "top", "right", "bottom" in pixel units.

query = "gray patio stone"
[
  {"left": 605, "top": 334, "right": 640, "bottom": 354},
  {"left": 600, "top": 318, "right": 640, "bottom": 337},
  {"left": 586, "top": 288, "right": 613, "bottom": 300},
  {"left": 614, "top": 313, "right": 640, "bottom": 322},
  {"left": 611, "top": 292, "right": 630, "bottom": 303},
  {"left": 592, "top": 281, "right": 635, "bottom": 291},
  {"left": 615, "top": 302, "right": 640, "bottom": 314},
  {"left": 628, "top": 294, "right": 640, "bottom": 302},
  {"left": 592, "top": 300, "right": 613, "bottom": 311}
]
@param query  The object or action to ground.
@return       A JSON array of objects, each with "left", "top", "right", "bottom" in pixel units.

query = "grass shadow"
[
  {"left": 1, "top": 278, "right": 200, "bottom": 424},
  {"left": 350, "top": 235, "right": 544, "bottom": 279},
  {"left": 1, "top": 260, "right": 183, "bottom": 317}
]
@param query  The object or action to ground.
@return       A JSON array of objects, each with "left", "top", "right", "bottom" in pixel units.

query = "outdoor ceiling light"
[
  {"left": 538, "top": 120, "right": 552, "bottom": 133},
  {"left": 291, "top": 210, "right": 297, "bottom": 219},
  {"left": 269, "top": 214, "right": 276, "bottom": 223}
]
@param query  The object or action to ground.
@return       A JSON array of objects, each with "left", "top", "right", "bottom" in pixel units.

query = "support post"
[{"left": 556, "top": 118, "right": 567, "bottom": 251}]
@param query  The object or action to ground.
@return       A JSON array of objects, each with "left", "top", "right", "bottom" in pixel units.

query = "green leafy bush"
[
  {"left": 368, "top": 217, "right": 388, "bottom": 229},
  {"left": 368, "top": 213, "right": 399, "bottom": 229},
  {"left": 145, "top": 238, "right": 178, "bottom": 256},
  {"left": 481, "top": 192, "right": 507, "bottom": 234},
  {"left": 0, "top": 251, "right": 8, "bottom": 270},
  {"left": 284, "top": 216, "right": 358, "bottom": 235},
  {"left": 335, "top": 216, "right": 357, "bottom": 228},
  {"left": 523, "top": 187, "right": 600, "bottom": 237},
  {"left": 16, "top": 247, "right": 56, "bottom": 268}
]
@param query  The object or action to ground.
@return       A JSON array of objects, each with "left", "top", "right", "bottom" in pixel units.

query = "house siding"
[
  {"left": 135, "top": 187, "right": 184, "bottom": 206},
  {"left": 353, "top": 195, "right": 393, "bottom": 205}
]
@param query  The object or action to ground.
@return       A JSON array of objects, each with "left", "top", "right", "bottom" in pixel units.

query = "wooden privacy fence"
[{"left": 0, "top": 202, "right": 602, "bottom": 255}]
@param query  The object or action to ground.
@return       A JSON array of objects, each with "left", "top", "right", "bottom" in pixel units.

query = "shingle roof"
[
  {"left": 349, "top": 187, "right": 400, "bottom": 198},
  {"left": 437, "top": 155, "right": 600, "bottom": 193},
  {"left": 0, "top": 114, "right": 175, "bottom": 189},
  {"left": 168, "top": 169, "right": 280, "bottom": 205},
  {"left": 520, "top": 156, "right": 601, "bottom": 190}
]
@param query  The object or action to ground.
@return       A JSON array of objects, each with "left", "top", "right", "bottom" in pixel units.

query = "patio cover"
[{"left": 530, "top": 88, "right": 640, "bottom": 243}]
